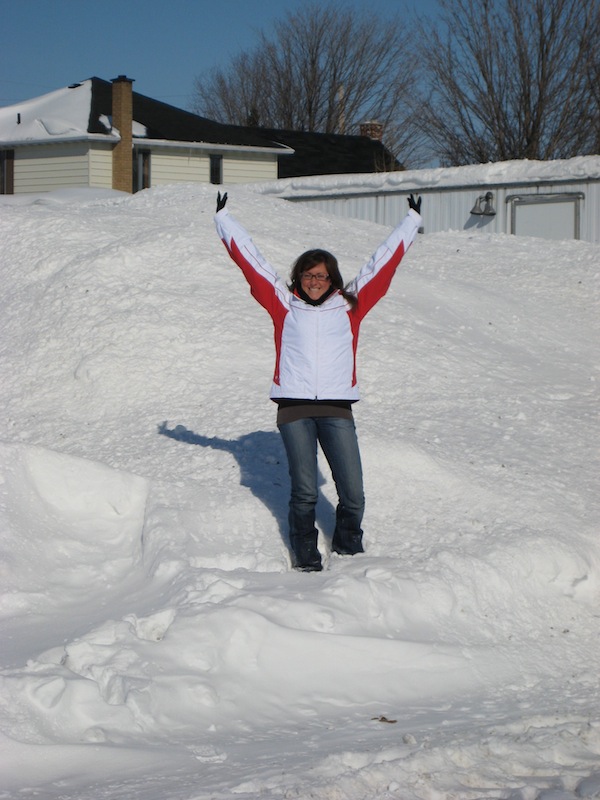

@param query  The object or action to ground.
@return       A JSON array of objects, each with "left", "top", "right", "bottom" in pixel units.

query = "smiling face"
[{"left": 299, "top": 263, "right": 331, "bottom": 300}]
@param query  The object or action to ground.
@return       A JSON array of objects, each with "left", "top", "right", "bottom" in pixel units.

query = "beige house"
[{"left": 0, "top": 76, "right": 290, "bottom": 194}]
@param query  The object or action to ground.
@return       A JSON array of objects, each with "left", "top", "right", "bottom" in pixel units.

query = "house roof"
[
  {"left": 0, "top": 81, "right": 98, "bottom": 145},
  {"left": 0, "top": 76, "right": 401, "bottom": 177},
  {"left": 0, "top": 78, "right": 290, "bottom": 152},
  {"left": 256, "top": 127, "right": 402, "bottom": 178},
  {"left": 88, "top": 78, "right": 288, "bottom": 151}
]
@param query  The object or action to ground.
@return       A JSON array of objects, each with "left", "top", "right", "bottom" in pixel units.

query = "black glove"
[
  {"left": 216, "top": 191, "right": 228, "bottom": 212},
  {"left": 407, "top": 193, "right": 421, "bottom": 214}
]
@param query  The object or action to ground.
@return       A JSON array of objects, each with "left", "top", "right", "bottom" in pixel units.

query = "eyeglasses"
[{"left": 300, "top": 272, "right": 331, "bottom": 283}]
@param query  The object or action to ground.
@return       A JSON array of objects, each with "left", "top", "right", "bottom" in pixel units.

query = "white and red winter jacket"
[{"left": 215, "top": 207, "right": 421, "bottom": 401}]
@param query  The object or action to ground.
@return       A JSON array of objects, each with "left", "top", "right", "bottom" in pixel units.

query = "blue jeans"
[{"left": 278, "top": 416, "right": 365, "bottom": 565}]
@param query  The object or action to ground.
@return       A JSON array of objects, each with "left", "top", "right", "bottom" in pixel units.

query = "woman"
[{"left": 214, "top": 191, "right": 422, "bottom": 571}]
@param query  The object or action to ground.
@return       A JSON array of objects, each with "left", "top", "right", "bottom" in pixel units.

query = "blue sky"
[{"left": 1, "top": 0, "right": 440, "bottom": 110}]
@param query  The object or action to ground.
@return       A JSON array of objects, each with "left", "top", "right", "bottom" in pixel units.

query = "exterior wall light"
[{"left": 470, "top": 191, "right": 496, "bottom": 216}]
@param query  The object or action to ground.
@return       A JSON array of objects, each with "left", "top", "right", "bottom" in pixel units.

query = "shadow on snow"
[{"left": 157, "top": 422, "right": 337, "bottom": 551}]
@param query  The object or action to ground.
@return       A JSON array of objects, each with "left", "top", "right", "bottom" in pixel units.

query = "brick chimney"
[
  {"left": 360, "top": 120, "right": 383, "bottom": 141},
  {"left": 111, "top": 75, "right": 134, "bottom": 192}
]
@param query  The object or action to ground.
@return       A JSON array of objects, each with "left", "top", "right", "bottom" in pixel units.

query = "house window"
[
  {"left": 0, "top": 149, "right": 14, "bottom": 194},
  {"left": 133, "top": 149, "right": 151, "bottom": 192},
  {"left": 210, "top": 154, "right": 223, "bottom": 185}
]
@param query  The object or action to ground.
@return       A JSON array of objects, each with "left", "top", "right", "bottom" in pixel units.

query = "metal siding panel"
[
  {"left": 89, "top": 143, "right": 113, "bottom": 189},
  {"left": 150, "top": 151, "right": 208, "bottom": 185},
  {"left": 14, "top": 144, "right": 90, "bottom": 192},
  {"left": 223, "top": 153, "right": 278, "bottom": 184},
  {"left": 145, "top": 149, "right": 278, "bottom": 187},
  {"left": 285, "top": 178, "right": 600, "bottom": 243}
]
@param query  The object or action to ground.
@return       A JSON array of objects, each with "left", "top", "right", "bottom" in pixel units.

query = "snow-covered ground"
[{"left": 0, "top": 183, "right": 599, "bottom": 800}]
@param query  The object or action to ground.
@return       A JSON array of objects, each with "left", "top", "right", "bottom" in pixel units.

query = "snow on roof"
[
  {"left": 0, "top": 80, "right": 113, "bottom": 144},
  {"left": 0, "top": 78, "right": 286, "bottom": 151},
  {"left": 255, "top": 155, "right": 600, "bottom": 197}
]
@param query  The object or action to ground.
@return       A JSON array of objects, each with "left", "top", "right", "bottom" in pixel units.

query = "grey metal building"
[{"left": 256, "top": 156, "right": 600, "bottom": 244}]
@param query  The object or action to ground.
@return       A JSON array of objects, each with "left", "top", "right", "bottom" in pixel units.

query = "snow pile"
[{"left": 0, "top": 184, "right": 599, "bottom": 799}]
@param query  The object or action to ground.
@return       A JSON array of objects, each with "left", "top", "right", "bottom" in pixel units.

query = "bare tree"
[
  {"left": 192, "top": 2, "right": 422, "bottom": 166},
  {"left": 588, "top": 19, "right": 600, "bottom": 153},
  {"left": 416, "top": 0, "right": 600, "bottom": 165}
]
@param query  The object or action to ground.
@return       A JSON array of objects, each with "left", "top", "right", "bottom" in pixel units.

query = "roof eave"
[
  {"left": 0, "top": 133, "right": 119, "bottom": 147},
  {"left": 1, "top": 133, "right": 294, "bottom": 155},
  {"left": 132, "top": 137, "right": 294, "bottom": 155}
]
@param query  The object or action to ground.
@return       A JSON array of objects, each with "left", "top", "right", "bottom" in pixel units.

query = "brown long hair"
[{"left": 289, "top": 249, "right": 357, "bottom": 308}]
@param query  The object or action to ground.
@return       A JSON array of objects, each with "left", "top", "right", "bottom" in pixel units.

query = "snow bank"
[
  {"left": 0, "top": 443, "right": 147, "bottom": 607},
  {"left": 0, "top": 183, "right": 599, "bottom": 799}
]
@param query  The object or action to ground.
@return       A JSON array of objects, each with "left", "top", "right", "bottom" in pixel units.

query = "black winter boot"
[
  {"left": 331, "top": 530, "right": 364, "bottom": 556},
  {"left": 290, "top": 530, "right": 323, "bottom": 572}
]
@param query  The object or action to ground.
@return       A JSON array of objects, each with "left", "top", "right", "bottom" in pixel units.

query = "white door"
[{"left": 509, "top": 193, "right": 583, "bottom": 240}]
